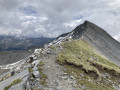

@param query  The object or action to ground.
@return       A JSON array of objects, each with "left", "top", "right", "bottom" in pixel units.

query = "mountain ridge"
[
  {"left": 0, "top": 20, "right": 120, "bottom": 90},
  {"left": 52, "top": 20, "right": 120, "bottom": 66}
]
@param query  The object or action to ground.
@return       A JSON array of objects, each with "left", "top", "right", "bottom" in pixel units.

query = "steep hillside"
[
  {"left": 56, "top": 39, "right": 120, "bottom": 89},
  {"left": 82, "top": 21, "right": 120, "bottom": 66},
  {"left": 53, "top": 21, "right": 120, "bottom": 66}
]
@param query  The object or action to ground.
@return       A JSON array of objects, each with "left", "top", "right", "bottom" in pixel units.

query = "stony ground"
[
  {"left": 0, "top": 69, "right": 29, "bottom": 90},
  {"left": 0, "top": 46, "right": 77, "bottom": 90},
  {"left": 40, "top": 52, "right": 77, "bottom": 90}
]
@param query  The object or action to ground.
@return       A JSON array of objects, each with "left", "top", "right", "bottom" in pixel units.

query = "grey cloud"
[
  {"left": 0, "top": 0, "right": 18, "bottom": 10},
  {"left": 0, "top": 0, "right": 120, "bottom": 41}
]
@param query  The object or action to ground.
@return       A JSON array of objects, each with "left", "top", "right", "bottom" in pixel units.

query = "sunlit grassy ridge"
[
  {"left": 64, "top": 65, "right": 115, "bottom": 90},
  {"left": 57, "top": 39, "right": 120, "bottom": 76},
  {"left": 56, "top": 39, "right": 120, "bottom": 89}
]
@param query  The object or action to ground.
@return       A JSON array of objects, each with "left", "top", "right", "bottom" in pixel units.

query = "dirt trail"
[{"left": 40, "top": 52, "right": 77, "bottom": 90}]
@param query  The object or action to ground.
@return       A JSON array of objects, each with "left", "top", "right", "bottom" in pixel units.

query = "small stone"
[
  {"left": 97, "top": 82, "right": 100, "bottom": 84},
  {"left": 97, "top": 79, "right": 99, "bottom": 82},
  {"left": 57, "top": 75, "right": 62, "bottom": 78},
  {"left": 56, "top": 64, "right": 60, "bottom": 67},
  {"left": 68, "top": 81, "right": 73, "bottom": 84},
  {"left": 79, "top": 84, "right": 82, "bottom": 88},
  {"left": 62, "top": 76, "right": 68, "bottom": 80},
  {"left": 33, "top": 71, "right": 40, "bottom": 78},
  {"left": 33, "top": 57, "right": 37, "bottom": 60},
  {"left": 118, "top": 85, "right": 120, "bottom": 88},
  {"left": 88, "top": 79, "right": 91, "bottom": 82},
  {"left": 57, "top": 87, "right": 61, "bottom": 90},
  {"left": 79, "top": 79, "right": 82, "bottom": 81},
  {"left": 80, "top": 73, "right": 84, "bottom": 77},
  {"left": 54, "top": 80, "right": 60, "bottom": 86},
  {"left": 81, "top": 85, "right": 86, "bottom": 89},
  {"left": 63, "top": 73, "right": 67, "bottom": 75},
  {"left": 90, "top": 57, "right": 94, "bottom": 61},
  {"left": 70, "top": 76, "right": 75, "bottom": 79}
]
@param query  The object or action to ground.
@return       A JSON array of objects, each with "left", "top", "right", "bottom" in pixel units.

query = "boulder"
[{"left": 33, "top": 71, "right": 40, "bottom": 78}]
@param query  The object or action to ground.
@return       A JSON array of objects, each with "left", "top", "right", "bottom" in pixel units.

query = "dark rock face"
[
  {"left": 72, "top": 21, "right": 87, "bottom": 39},
  {"left": 72, "top": 21, "right": 120, "bottom": 66}
]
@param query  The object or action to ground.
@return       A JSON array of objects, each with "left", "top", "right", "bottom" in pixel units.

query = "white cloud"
[
  {"left": 0, "top": 0, "right": 120, "bottom": 42},
  {"left": 63, "top": 19, "right": 82, "bottom": 28},
  {"left": 114, "top": 34, "right": 120, "bottom": 41}
]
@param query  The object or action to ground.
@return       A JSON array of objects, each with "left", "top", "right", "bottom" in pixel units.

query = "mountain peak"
[
  {"left": 72, "top": 20, "right": 107, "bottom": 39},
  {"left": 82, "top": 20, "right": 97, "bottom": 28},
  {"left": 71, "top": 20, "right": 89, "bottom": 39},
  {"left": 56, "top": 20, "right": 97, "bottom": 39},
  {"left": 83, "top": 20, "right": 90, "bottom": 25}
]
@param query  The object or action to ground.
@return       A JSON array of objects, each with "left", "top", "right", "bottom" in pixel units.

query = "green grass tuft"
[
  {"left": 4, "top": 78, "right": 22, "bottom": 90},
  {"left": 39, "top": 61, "right": 45, "bottom": 66},
  {"left": 28, "top": 67, "right": 33, "bottom": 73},
  {"left": 38, "top": 61, "right": 47, "bottom": 86},
  {"left": 56, "top": 39, "right": 120, "bottom": 77}
]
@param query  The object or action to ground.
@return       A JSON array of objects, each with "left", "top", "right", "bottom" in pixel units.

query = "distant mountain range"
[{"left": 0, "top": 35, "right": 54, "bottom": 51}]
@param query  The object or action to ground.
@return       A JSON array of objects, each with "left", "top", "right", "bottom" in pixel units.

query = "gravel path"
[{"left": 41, "top": 52, "right": 77, "bottom": 90}]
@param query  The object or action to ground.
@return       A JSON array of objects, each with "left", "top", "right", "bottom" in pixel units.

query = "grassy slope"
[{"left": 56, "top": 39, "right": 120, "bottom": 90}]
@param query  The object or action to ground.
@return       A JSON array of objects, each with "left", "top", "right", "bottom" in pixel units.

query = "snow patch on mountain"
[
  {"left": 0, "top": 54, "right": 32, "bottom": 70},
  {"left": 47, "top": 31, "right": 74, "bottom": 47}
]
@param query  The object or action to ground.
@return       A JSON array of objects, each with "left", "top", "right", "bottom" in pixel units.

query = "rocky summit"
[{"left": 0, "top": 21, "right": 120, "bottom": 90}]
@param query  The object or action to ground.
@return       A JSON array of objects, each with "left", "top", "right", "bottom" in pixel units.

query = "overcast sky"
[{"left": 0, "top": 0, "right": 120, "bottom": 41}]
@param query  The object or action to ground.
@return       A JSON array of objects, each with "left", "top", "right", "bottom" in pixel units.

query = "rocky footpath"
[
  {"left": 0, "top": 44, "right": 77, "bottom": 90},
  {"left": 0, "top": 53, "right": 41, "bottom": 90},
  {"left": 38, "top": 48, "right": 77, "bottom": 90}
]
